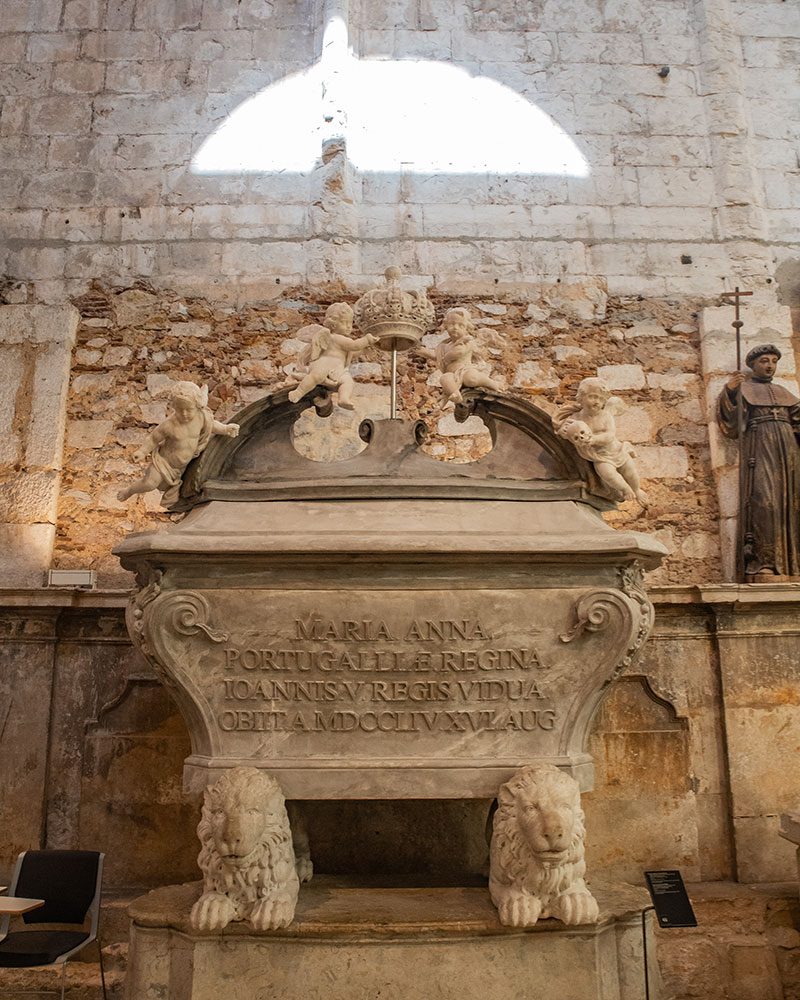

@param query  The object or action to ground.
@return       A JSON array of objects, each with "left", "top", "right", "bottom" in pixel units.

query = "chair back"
[{"left": 10, "top": 851, "right": 103, "bottom": 926}]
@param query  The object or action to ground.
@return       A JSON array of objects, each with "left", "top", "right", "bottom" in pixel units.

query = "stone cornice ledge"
[
  {"left": 650, "top": 583, "right": 800, "bottom": 606},
  {"left": 2, "top": 583, "right": 800, "bottom": 612},
  {"left": 0, "top": 588, "right": 130, "bottom": 609}
]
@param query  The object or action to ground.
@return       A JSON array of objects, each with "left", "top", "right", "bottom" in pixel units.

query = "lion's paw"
[
  {"left": 551, "top": 889, "right": 599, "bottom": 926},
  {"left": 295, "top": 857, "right": 314, "bottom": 883},
  {"left": 250, "top": 896, "right": 296, "bottom": 931},
  {"left": 190, "top": 892, "right": 236, "bottom": 932},
  {"left": 497, "top": 893, "right": 542, "bottom": 927}
]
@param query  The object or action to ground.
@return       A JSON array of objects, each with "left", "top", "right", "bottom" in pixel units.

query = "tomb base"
[{"left": 125, "top": 879, "right": 662, "bottom": 1000}]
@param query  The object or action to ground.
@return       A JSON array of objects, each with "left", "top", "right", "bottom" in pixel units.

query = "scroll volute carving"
[
  {"left": 126, "top": 587, "right": 227, "bottom": 758},
  {"left": 558, "top": 567, "right": 655, "bottom": 756}
]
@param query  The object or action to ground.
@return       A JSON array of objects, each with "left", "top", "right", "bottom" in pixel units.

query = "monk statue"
[{"left": 718, "top": 344, "right": 800, "bottom": 581}]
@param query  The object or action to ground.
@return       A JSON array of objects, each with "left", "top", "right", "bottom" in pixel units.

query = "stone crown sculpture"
[
  {"left": 190, "top": 766, "right": 300, "bottom": 932},
  {"left": 489, "top": 763, "right": 599, "bottom": 928},
  {"left": 353, "top": 266, "right": 436, "bottom": 352}
]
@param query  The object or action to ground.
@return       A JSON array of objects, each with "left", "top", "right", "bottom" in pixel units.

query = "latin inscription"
[{"left": 215, "top": 617, "right": 556, "bottom": 736}]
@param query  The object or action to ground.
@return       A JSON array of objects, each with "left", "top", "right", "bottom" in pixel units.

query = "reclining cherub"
[
  {"left": 117, "top": 380, "right": 239, "bottom": 506},
  {"left": 287, "top": 302, "right": 379, "bottom": 410},
  {"left": 417, "top": 307, "right": 503, "bottom": 404},
  {"left": 555, "top": 377, "right": 647, "bottom": 506}
]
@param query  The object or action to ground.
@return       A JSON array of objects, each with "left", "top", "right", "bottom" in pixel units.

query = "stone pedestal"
[{"left": 126, "top": 880, "right": 661, "bottom": 1000}]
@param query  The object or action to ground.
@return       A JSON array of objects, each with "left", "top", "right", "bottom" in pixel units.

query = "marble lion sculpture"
[
  {"left": 190, "top": 767, "right": 300, "bottom": 932},
  {"left": 489, "top": 763, "right": 599, "bottom": 928}
]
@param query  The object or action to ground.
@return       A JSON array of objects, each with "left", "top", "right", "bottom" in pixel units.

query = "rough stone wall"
[
  {"left": 0, "top": 305, "right": 78, "bottom": 585},
  {"left": 2, "top": 0, "right": 798, "bottom": 583},
  {"left": 0, "top": 0, "right": 797, "bottom": 302},
  {"left": 51, "top": 278, "right": 726, "bottom": 586}
]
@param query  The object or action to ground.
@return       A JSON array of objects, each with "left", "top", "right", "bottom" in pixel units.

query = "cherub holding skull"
[{"left": 555, "top": 377, "right": 647, "bottom": 506}]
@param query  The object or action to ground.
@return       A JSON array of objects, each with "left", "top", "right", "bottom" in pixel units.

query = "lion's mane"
[
  {"left": 196, "top": 767, "right": 298, "bottom": 918},
  {"left": 490, "top": 764, "right": 587, "bottom": 911}
]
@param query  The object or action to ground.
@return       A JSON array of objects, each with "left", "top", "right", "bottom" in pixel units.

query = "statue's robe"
[{"left": 718, "top": 378, "right": 800, "bottom": 578}]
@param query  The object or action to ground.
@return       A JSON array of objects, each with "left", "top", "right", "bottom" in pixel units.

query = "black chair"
[{"left": 0, "top": 850, "right": 107, "bottom": 1000}]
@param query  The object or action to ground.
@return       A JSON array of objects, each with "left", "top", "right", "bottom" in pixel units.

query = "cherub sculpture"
[
  {"left": 417, "top": 307, "right": 503, "bottom": 404},
  {"left": 117, "top": 380, "right": 239, "bottom": 506},
  {"left": 287, "top": 302, "right": 379, "bottom": 410},
  {"left": 554, "top": 377, "right": 647, "bottom": 506}
]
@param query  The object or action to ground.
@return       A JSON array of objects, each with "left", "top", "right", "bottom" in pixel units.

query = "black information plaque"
[{"left": 644, "top": 870, "right": 698, "bottom": 928}]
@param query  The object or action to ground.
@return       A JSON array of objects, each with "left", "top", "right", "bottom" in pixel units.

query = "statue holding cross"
[{"left": 717, "top": 294, "right": 800, "bottom": 581}]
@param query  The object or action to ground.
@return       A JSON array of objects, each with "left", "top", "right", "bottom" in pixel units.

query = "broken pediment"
[{"left": 176, "top": 387, "right": 618, "bottom": 510}]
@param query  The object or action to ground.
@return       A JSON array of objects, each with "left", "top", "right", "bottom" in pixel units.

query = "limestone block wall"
[
  {"left": 0, "top": 0, "right": 797, "bottom": 302},
  {"left": 0, "top": 305, "right": 78, "bottom": 585}
]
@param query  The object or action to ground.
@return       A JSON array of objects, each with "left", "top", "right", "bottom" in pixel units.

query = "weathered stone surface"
[
  {"left": 0, "top": 470, "right": 60, "bottom": 523},
  {"left": 625, "top": 322, "right": 669, "bottom": 339},
  {"left": 0, "top": 305, "right": 78, "bottom": 586},
  {"left": 0, "top": 621, "right": 57, "bottom": 874},
  {"left": 512, "top": 360, "right": 560, "bottom": 389},
  {"left": 27, "top": 341, "right": 79, "bottom": 468},
  {"left": 67, "top": 418, "right": 114, "bottom": 449},
  {"left": 126, "top": 879, "right": 655, "bottom": 1000},
  {"left": 596, "top": 365, "right": 646, "bottom": 390},
  {"left": 0, "top": 524, "right": 55, "bottom": 586},
  {"left": 0, "top": 344, "right": 25, "bottom": 465},
  {"left": 489, "top": 764, "right": 599, "bottom": 927},
  {"left": 436, "top": 412, "right": 489, "bottom": 436},
  {"left": 0, "top": 304, "right": 78, "bottom": 346},
  {"left": 635, "top": 445, "right": 690, "bottom": 480}
]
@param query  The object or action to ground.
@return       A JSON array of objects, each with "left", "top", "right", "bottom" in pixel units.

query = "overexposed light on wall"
[
  {"left": 194, "top": 68, "right": 326, "bottom": 173},
  {"left": 192, "top": 18, "right": 589, "bottom": 177}
]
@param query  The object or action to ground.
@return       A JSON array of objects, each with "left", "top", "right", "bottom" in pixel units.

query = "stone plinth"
[{"left": 125, "top": 879, "right": 660, "bottom": 1000}]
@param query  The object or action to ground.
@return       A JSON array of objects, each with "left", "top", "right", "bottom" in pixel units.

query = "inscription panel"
[{"left": 144, "top": 586, "right": 641, "bottom": 797}]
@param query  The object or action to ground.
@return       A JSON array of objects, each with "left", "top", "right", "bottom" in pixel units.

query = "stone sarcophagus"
[{"left": 115, "top": 387, "right": 664, "bottom": 799}]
